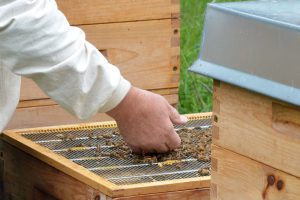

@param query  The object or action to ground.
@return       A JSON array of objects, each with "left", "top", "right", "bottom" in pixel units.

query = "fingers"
[
  {"left": 116, "top": 92, "right": 185, "bottom": 154},
  {"left": 130, "top": 129, "right": 180, "bottom": 154},
  {"left": 132, "top": 145, "right": 169, "bottom": 154},
  {"left": 168, "top": 105, "right": 188, "bottom": 125},
  {"left": 156, "top": 143, "right": 170, "bottom": 153},
  {"left": 167, "top": 128, "right": 181, "bottom": 150},
  {"left": 130, "top": 141, "right": 170, "bottom": 154},
  {"left": 130, "top": 146, "right": 142, "bottom": 154},
  {"left": 152, "top": 120, "right": 181, "bottom": 153}
]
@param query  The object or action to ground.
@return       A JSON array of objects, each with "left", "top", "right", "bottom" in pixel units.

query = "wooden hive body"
[
  {"left": 188, "top": 2, "right": 300, "bottom": 199},
  {"left": 0, "top": 114, "right": 212, "bottom": 200},
  {"left": 7, "top": 0, "right": 181, "bottom": 129},
  {"left": 211, "top": 81, "right": 300, "bottom": 200}
]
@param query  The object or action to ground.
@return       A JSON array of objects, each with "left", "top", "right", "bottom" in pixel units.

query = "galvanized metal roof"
[{"left": 190, "top": 0, "right": 300, "bottom": 106}]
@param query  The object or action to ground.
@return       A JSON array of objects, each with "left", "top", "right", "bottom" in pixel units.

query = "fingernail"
[{"left": 180, "top": 115, "right": 188, "bottom": 123}]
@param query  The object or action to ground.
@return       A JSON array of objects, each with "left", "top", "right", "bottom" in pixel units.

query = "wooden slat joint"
[
  {"left": 212, "top": 126, "right": 220, "bottom": 141},
  {"left": 171, "top": 0, "right": 180, "bottom": 19},
  {"left": 213, "top": 80, "right": 221, "bottom": 88},
  {"left": 171, "top": 37, "right": 180, "bottom": 47},
  {"left": 171, "top": 13, "right": 180, "bottom": 19},
  {"left": 213, "top": 99, "right": 220, "bottom": 114},
  {"left": 211, "top": 157, "right": 218, "bottom": 172},
  {"left": 210, "top": 183, "right": 218, "bottom": 200},
  {"left": 171, "top": 18, "right": 180, "bottom": 28}
]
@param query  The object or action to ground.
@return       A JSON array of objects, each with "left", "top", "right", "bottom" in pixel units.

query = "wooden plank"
[
  {"left": 20, "top": 19, "right": 180, "bottom": 101},
  {"left": 56, "top": 0, "right": 180, "bottom": 25},
  {"left": 114, "top": 189, "right": 210, "bottom": 200},
  {"left": 20, "top": 78, "right": 48, "bottom": 101},
  {"left": 17, "top": 99, "right": 56, "bottom": 108},
  {"left": 17, "top": 93, "right": 178, "bottom": 109},
  {"left": 272, "top": 102, "right": 300, "bottom": 140},
  {"left": 33, "top": 188, "right": 59, "bottom": 200},
  {"left": 7, "top": 105, "right": 113, "bottom": 130},
  {"left": 81, "top": 20, "right": 179, "bottom": 90},
  {"left": 211, "top": 145, "right": 300, "bottom": 200},
  {"left": 113, "top": 177, "right": 210, "bottom": 198},
  {"left": 9, "top": 93, "right": 177, "bottom": 129},
  {"left": 0, "top": 140, "right": 111, "bottom": 199},
  {"left": 213, "top": 82, "right": 300, "bottom": 178},
  {"left": 18, "top": 88, "right": 179, "bottom": 108}
]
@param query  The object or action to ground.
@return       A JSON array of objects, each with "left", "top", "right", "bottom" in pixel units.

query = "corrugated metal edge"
[{"left": 189, "top": 59, "right": 300, "bottom": 106}]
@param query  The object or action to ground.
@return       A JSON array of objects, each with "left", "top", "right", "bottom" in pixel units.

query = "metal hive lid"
[{"left": 190, "top": 0, "right": 300, "bottom": 106}]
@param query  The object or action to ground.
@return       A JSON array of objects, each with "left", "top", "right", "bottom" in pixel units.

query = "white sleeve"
[{"left": 0, "top": 0, "right": 131, "bottom": 119}]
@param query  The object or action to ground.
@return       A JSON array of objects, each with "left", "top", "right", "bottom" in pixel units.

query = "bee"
[
  {"left": 96, "top": 135, "right": 103, "bottom": 139},
  {"left": 56, "top": 134, "right": 65, "bottom": 140},
  {"left": 143, "top": 156, "right": 157, "bottom": 165},
  {"left": 198, "top": 144, "right": 205, "bottom": 152},
  {"left": 95, "top": 144, "right": 101, "bottom": 157},
  {"left": 88, "top": 132, "right": 95, "bottom": 139},
  {"left": 197, "top": 154, "right": 210, "bottom": 162},
  {"left": 198, "top": 168, "right": 210, "bottom": 176},
  {"left": 76, "top": 143, "right": 85, "bottom": 147},
  {"left": 102, "top": 133, "right": 113, "bottom": 139},
  {"left": 175, "top": 162, "right": 183, "bottom": 169},
  {"left": 105, "top": 140, "right": 113, "bottom": 146},
  {"left": 110, "top": 152, "right": 123, "bottom": 159},
  {"left": 65, "top": 133, "right": 76, "bottom": 140}
]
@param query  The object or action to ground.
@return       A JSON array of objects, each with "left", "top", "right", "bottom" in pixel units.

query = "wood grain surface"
[
  {"left": 211, "top": 145, "right": 300, "bottom": 200},
  {"left": 213, "top": 82, "right": 300, "bottom": 178},
  {"left": 56, "top": 0, "right": 180, "bottom": 25}
]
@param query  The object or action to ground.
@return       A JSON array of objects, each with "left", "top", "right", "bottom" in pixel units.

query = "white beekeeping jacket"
[{"left": 0, "top": 0, "right": 131, "bottom": 132}]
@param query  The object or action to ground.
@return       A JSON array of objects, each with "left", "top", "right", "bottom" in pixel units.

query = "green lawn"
[{"left": 179, "top": 0, "right": 243, "bottom": 114}]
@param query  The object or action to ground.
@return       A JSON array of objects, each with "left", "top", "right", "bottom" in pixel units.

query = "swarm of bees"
[{"left": 59, "top": 126, "right": 212, "bottom": 177}]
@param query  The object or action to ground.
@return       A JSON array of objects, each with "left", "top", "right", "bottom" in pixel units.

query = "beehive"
[
  {"left": 1, "top": 113, "right": 211, "bottom": 200},
  {"left": 190, "top": 1, "right": 300, "bottom": 199},
  {"left": 7, "top": 0, "right": 181, "bottom": 129}
]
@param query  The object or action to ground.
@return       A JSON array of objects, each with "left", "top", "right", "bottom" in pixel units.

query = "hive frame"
[{"left": 2, "top": 113, "right": 212, "bottom": 198}]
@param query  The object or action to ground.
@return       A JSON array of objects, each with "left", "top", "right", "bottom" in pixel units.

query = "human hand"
[{"left": 107, "top": 87, "right": 187, "bottom": 154}]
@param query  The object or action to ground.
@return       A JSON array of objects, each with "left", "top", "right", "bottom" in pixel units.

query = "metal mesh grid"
[{"left": 22, "top": 117, "right": 212, "bottom": 185}]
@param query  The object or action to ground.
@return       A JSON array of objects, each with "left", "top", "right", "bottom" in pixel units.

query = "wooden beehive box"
[
  {"left": 7, "top": 0, "right": 181, "bottom": 129},
  {"left": 190, "top": 1, "right": 300, "bottom": 199},
  {"left": 0, "top": 113, "right": 212, "bottom": 200},
  {"left": 211, "top": 81, "right": 300, "bottom": 200}
]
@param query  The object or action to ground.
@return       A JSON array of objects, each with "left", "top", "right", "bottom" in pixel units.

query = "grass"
[{"left": 179, "top": 0, "right": 244, "bottom": 114}]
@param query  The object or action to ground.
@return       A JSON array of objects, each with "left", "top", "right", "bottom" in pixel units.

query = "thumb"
[{"left": 169, "top": 105, "right": 188, "bottom": 125}]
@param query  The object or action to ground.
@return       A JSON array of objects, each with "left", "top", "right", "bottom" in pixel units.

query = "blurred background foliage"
[{"left": 179, "top": 0, "right": 245, "bottom": 113}]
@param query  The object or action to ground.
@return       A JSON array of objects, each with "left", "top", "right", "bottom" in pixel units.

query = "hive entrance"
[{"left": 21, "top": 116, "right": 212, "bottom": 185}]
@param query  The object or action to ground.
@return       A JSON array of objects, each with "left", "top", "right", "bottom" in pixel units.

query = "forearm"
[{"left": 0, "top": 0, "right": 130, "bottom": 119}]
